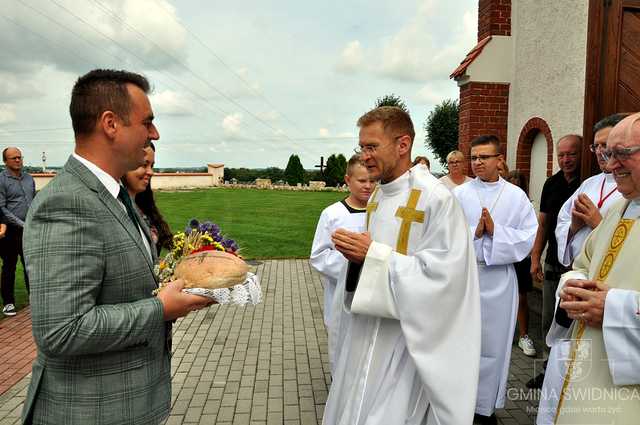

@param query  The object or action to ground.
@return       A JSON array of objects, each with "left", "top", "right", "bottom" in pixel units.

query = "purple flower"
[
  {"left": 222, "top": 239, "right": 238, "bottom": 252},
  {"left": 189, "top": 218, "right": 200, "bottom": 229}
]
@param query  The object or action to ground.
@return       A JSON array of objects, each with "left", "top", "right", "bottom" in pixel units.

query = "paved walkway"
[{"left": 0, "top": 260, "right": 546, "bottom": 425}]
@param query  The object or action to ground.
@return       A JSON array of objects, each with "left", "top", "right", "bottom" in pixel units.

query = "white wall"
[
  {"left": 506, "top": 0, "right": 589, "bottom": 172},
  {"left": 529, "top": 132, "right": 549, "bottom": 211},
  {"left": 34, "top": 173, "right": 219, "bottom": 191}
]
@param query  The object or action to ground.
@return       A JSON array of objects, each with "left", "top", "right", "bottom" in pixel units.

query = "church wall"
[
  {"left": 478, "top": 0, "right": 511, "bottom": 41},
  {"left": 458, "top": 82, "right": 509, "bottom": 175},
  {"left": 505, "top": 0, "right": 589, "bottom": 174}
]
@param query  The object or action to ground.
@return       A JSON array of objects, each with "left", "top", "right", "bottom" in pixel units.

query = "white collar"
[{"left": 72, "top": 152, "right": 121, "bottom": 200}]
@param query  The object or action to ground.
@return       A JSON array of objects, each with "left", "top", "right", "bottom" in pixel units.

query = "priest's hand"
[
  {"left": 569, "top": 206, "right": 586, "bottom": 237},
  {"left": 331, "top": 229, "right": 372, "bottom": 264},
  {"left": 474, "top": 216, "right": 485, "bottom": 239},
  {"left": 559, "top": 279, "right": 609, "bottom": 328},
  {"left": 573, "top": 193, "right": 602, "bottom": 229},
  {"left": 481, "top": 208, "right": 494, "bottom": 236}
]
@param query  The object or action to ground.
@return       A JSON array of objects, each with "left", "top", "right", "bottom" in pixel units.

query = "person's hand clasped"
[
  {"left": 157, "top": 278, "right": 216, "bottom": 321},
  {"left": 559, "top": 279, "right": 609, "bottom": 328},
  {"left": 331, "top": 228, "right": 372, "bottom": 264},
  {"left": 481, "top": 208, "right": 494, "bottom": 236},
  {"left": 0, "top": 223, "right": 6, "bottom": 239},
  {"left": 572, "top": 193, "right": 602, "bottom": 230}
]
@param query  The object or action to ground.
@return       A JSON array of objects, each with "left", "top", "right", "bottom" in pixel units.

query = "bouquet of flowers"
[{"left": 154, "top": 219, "right": 261, "bottom": 306}]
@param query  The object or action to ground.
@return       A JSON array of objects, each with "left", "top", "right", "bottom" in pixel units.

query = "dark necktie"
[{"left": 118, "top": 186, "right": 140, "bottom": 229}]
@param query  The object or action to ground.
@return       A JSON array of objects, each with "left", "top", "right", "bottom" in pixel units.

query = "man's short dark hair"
[
  {"left": 357, "top": 106, "right": 415, "bottom": 142},
  {"left": 70, "top": 69, "right": 151, "bottom": 137},
  {"left": 593, "top": 113, "right": 630, "bottom": 134},
  {"left": 471, "top": 135, "right": 501, "bottom": 153}
]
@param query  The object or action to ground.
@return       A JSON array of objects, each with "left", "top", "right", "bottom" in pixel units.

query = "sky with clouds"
[{"left": 0, "top": 0, "right": 477, "bottom": 171}]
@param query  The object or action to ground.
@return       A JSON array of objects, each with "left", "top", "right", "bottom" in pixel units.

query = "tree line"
[{"left": 225, "top": 94, "right": 459, "bottom": 186}]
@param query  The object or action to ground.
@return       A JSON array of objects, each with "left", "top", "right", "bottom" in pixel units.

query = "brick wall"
[
  {"left": 516, "top": 117, "right": 554, "bottom": 178},
  {"left": 458, "top": 82, "right": 510, "bottom": 175},
  {"left": 478, "top": 0, "right": 511, "bottom": 41}
]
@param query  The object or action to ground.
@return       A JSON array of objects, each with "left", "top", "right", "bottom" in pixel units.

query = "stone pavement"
[
  {"left": 0, "top": 308, "right": 36, "bottom": 396},
  {"left": 0, "top": 259, "right": 546, "bottom": 425}
]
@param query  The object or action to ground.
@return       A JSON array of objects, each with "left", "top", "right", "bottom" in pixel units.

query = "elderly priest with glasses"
[
  {"left": 323, "top": 106, "right": 481, "bottom": 425},
  {"left": 552, "top": 112, "right": 640, "bottom": 424}
]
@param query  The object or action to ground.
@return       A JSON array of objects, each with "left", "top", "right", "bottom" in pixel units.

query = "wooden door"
[{"left": 582, "top": 0, "right": 640, "bottom": 177}]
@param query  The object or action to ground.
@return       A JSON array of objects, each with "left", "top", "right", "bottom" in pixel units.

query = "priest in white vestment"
[
  {"left": 310, "top": 155, "right": 374, "bottom": 372},
  {"left": 552, "top": 113, "right": 640, "bottom": 424},
  {"left": 453, "top": 135, "right": 537, "bottom": 423},
  {"left": 325, "top": 106, "right": 481, "bottom": 425},
  {"left": 536, "top": 114, "right": 627, "bottom": 424}
]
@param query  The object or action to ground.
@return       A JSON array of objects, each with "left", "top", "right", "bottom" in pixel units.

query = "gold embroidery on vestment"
[
  {"left": 554, "top": 218, "right": 635, "bottom": 423},
  {"left": 394, "top": 189, "right": 425, "bottom": 255},
  {"left": 366, "top": 187, "right": 379, "bottom": 231}
]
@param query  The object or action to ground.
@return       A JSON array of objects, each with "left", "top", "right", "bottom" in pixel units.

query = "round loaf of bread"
[{"left": 173, "top": 250, "right": 248, "bottom": 289}]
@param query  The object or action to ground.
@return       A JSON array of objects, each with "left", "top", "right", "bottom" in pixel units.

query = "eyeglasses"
[
  {"left": 601, "top": 145, "right": 640, "bottom": 162},
  {"left": 354, "top": 135, "right": 405, "bottom": 156},
  {"left": 470, "top": 154, "right": 500, "bottom": 162},
  {"left": 589, "top": 144, "right": 606, "bottom": 153},
  {"left": 7, "top": 156, "right": 22, "bottom": 161},
  {"left": 353, "top": 145, "right": 377, "bottom": 155}
]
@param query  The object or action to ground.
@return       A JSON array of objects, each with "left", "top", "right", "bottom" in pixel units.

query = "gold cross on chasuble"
[
  {"left": 394, "top": 189, "right": 425, "bottom": 255},
  {"left": 366, "top": 187, "right": 380, "bottom": 230}
]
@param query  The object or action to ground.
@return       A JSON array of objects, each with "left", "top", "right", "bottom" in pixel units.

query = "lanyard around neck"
[{"left": 597, "top": 176, "right": 617, "bottom": 209}]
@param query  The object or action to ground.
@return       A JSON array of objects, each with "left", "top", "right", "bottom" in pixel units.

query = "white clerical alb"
[
  {"left": 323, "top": 165, "right": 481, "bottom": 425},
  {"left": 453, "top": 177, "right": 538, "bottom": 416},
  {"left": 555, "top": 172, "right": 621, "bottom": 267},
  {"left": 309, "top": 200, "right": 366, "bottom": 372}
]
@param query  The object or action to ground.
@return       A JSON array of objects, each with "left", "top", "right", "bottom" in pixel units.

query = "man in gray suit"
[{"left": 22, "top": 69, "right": 211, "bottom": 424}]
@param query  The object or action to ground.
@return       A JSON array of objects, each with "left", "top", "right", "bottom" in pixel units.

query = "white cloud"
[
  {"left": 222, "top": 113, "right": 243, "bottom": 139},
  {"left": 151, "top": 90, "right": 194, "bottom": 116},
  {"left": 319, "top": 128, "right": 330, "bottom": 137},
  {"left": 0, "top": 104, "right": 17, "bottom": 125},
  {"left": 258, "top": 110, "right": 280, "bottom": 122},
  {"left": 0, "top": 72, "right": 43, "bottom": 102},
  {"left": 414, "top": 82, "right": 458, "bottom": 105},
  {"left": 0, "top": 0, "right": 187, "bottom": 76},
  {"left": 333, "top": 1, "right": 477, "bottom": 83},
  {"left": 335, "top": 40, "right": 364, "bottom": 73}
]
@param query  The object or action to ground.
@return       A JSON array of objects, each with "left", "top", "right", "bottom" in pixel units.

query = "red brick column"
[
  {"left": 478, "top": 0, "right": 512, "bottom": 41},
  {"left": 457, "top": 82, "right": 510, "bottom": 175}
]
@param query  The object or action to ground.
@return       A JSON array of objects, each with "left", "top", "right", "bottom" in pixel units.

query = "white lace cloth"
[{"left": 182, "top": 272, "right": 262, "bottom": 306}]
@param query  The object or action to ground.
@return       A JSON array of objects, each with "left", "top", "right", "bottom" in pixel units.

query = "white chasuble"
[
  {"left": 537, "top": 173, "right": 621, "bottom": 424},
  {"left": 555, "top": 172, "right": 621, "bottom": 267},
  {"left": 553, "top": 199, "right": 640, "bottom": 424},
  {"left": 323, "top": 165, "right": 481, "bottom": 425},
  {"left": 453, "top": 177, "right": 538, "bottom": 416},
  {"left": 309, "top": 200, "right": 366, "bottom": 372}
]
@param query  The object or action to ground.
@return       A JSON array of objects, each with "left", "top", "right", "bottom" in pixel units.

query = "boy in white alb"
[
  {"left": 309, "top": 155, "right": 375, "bottom": 371},
  {"left": 454, "top": 135, "right": 537, "bottom": 425}
]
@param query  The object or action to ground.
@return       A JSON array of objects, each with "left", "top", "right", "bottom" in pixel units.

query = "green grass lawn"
[
  {"left": 3, "top": 188, "right": 344, "bottom": 314},
  {"left": 155, "top": 188, "right": 345, "bottom": 259}
]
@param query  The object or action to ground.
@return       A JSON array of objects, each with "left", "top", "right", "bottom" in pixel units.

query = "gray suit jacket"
[{"left": 22, "top": 156, "right": 171, "bottom": 424}]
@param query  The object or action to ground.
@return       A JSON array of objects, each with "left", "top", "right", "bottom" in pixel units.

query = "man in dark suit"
[{"left": 22, "top": 69, "right": 211, "bottom": 424}]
